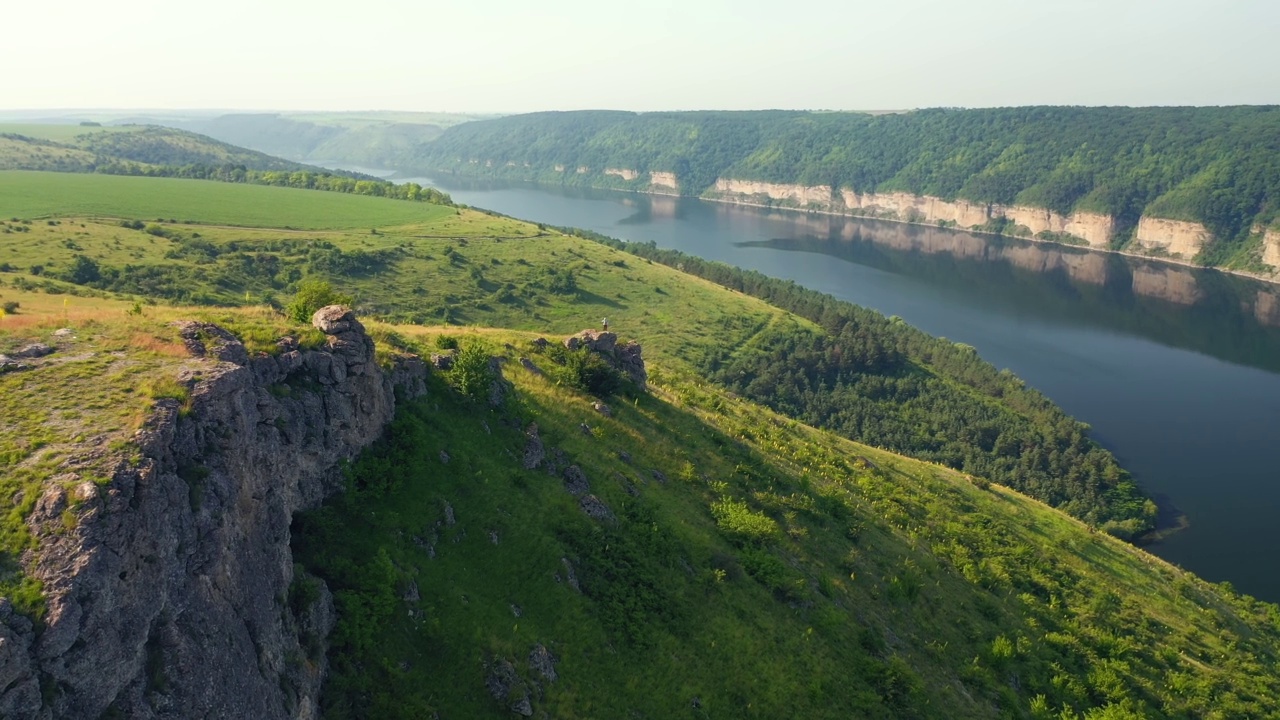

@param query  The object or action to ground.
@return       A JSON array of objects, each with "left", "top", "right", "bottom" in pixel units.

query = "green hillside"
[
  {"left": 2, "top": 173, "right": 1277, "bottom": 717},
  {"left": 0, "top": 172, "right": 1147, "bottom": 534},
  {"left": 411, "top": 107, "right": 1280, "bottom": 263},
  {"left": 295, "top": 325, "right": 1280, "bottom": 719}
]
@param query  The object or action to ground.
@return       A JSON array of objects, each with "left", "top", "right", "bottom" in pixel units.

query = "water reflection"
[{"left": 729, "top": 212, "right": 1280, "bottom": 374}]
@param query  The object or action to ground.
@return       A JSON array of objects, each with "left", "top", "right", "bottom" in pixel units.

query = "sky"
[{"left": 3, "top": 0, "right": 1279, "bottom": 112}]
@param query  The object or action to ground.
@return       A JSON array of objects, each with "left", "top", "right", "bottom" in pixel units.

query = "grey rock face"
[
  {"left": 579, "top": 494, "right": 616, "bottom": 523},
  {"left": 0, "top": 306, "right": 426, "bottom": 720},
  {"left": 562, "top": 466, "right": 590, "bottom": 497},
  {"left": 528, "top": 644, "right": 557, "bottom": 683},
  {"left": 521, "top": 424, "right": 544, "bottom": 470}
]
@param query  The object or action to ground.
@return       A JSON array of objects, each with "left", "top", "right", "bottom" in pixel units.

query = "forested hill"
[{"left": 411, "top": 107, "right": 1280, "bottom": 271}]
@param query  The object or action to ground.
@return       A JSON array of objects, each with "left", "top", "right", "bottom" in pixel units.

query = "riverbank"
[{"left": 406, "top": 169, "right": 1280, "bottom": 290}]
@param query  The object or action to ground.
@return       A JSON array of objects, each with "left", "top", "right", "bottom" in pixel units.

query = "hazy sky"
[{"left": 4, "top": 0, "right": 1278, "bottom": 112}]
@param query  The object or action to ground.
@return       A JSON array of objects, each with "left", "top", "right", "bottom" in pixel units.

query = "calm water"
[{"left": 406, "top": 174, "right": 1280, "bottom": 602}]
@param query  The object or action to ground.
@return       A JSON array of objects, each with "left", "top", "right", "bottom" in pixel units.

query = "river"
[{"left": 397, "top": 173, "right": 1280, "bottom": 603}]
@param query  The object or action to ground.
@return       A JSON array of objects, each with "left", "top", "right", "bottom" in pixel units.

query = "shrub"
[
  {"left": 710, "top": 498, "right": 780, "bottom": 545},
  {"left": 449, "top": 342, "right": 494, "bottom": 400},
  {"left": 2, "top": 301, "right": 17, "bottom": 314},
  {"left": 286, "top": 279, "right": 353, "bottom": 324}
]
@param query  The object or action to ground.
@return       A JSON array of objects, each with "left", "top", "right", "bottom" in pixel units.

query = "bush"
[
  {"left": 449, "top": 342, "right": 494, "bottom": 400},
  {"left": 2, "top": 301, "right": 18, "bottom": 314},
  {"left": 286, "top": 279, "right": 353, "bottom": 324},
  {"left": 710, "top": 498, "right": 780, "bottom": 545}
]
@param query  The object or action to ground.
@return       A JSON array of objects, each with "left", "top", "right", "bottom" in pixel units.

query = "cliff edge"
[{"left": 0, "top": 307, "right": 425, "bottom": 719}]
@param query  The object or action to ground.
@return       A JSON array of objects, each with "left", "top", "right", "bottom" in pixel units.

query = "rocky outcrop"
[
  {"left": 0, "top": 306, "right": 426, "bottom": 719},
  {"left": 1262, "top": 227, "right": 1280, "bottom": 272},
  {"left": 1134, "top": 217, "right": 1210, "bottom": 259},
  {"left": 711, "top": 178, "right": 834, "bottom": 209},
  {"left": 564, "top": 330, "right": 647, "bottom": 389},
  {"left": 604, "top": 168, "right": 638, "bottom": 181},
  {"left": 649, "top": 171, "right": 679, "bottom": 194}
]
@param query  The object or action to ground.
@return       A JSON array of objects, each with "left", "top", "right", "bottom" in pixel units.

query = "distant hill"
[
  {"left": 152, "top": 111, "right": 494, "bottom": 169},
  {"left": 0, "top": 123, "right": 322, "bottom": 173}
]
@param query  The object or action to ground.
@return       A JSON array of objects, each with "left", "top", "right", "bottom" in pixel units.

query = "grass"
[
  {"left": 0, "top": 286, "right": 347, "bottom": 614},
  {"left": 3, "top": 170, "right": 1278, "bottom": 715},
  {"left": 0, "top": 171, "right": 454, "bottom": 228},
  {"left": 0, "top": 172, "right": 811, "bottom": 371},
  {"left": 295, "top": 327, "right": 1280, "bottom": 718},
  {"left": 0, "top": 123, "right": 138, "bottom": 142}
]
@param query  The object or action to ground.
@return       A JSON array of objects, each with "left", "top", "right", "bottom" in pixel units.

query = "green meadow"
[{"left": 0, "top": 171, "right": 454, "bottom": 229}]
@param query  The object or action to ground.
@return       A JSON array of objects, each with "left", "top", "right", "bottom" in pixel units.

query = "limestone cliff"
[
  {"left": 648, "top": 171, "right": 679, "bottom": 194},
  {"left": 707, "top": 179, "right": 1116, "bottom": 249},
  {"left": 1262, "top": 227, "right": 1280, "bottom": 271},
  {"left": 0, "top": 307, "right": 426, "bottom": 719},
  {"left": 1133, "top": 217, "right": 1209, "bottom": 259}
]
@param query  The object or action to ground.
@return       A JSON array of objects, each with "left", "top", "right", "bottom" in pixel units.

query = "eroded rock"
[{"left": 0, "top": 305, "right": 426, "bottom": 719}]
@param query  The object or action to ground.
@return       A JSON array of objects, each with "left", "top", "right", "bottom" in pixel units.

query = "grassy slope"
[
  {"left": 295, "top": 326, "right": 1280, "bottom": 719},
  {"left": 0, "top": 287, "right": 326, "bottom": 612},
  {"left": 1, "top": 172, "right": 1277, "bottom": 716}
]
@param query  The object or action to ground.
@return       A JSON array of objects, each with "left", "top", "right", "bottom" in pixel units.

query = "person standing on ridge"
[{"left": 602, "top": 317, "right": 609, "bottom": 331}]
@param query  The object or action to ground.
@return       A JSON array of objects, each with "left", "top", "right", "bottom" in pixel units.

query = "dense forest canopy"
[{"left": 413, "top": 106, "right": 1280, "bottom": 245}]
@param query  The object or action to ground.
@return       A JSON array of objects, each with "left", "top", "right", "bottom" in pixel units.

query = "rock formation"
[
  {"left": 0, "top": 306, "right": 425, "bottom": 719},
  {"left": 563, "top": 330, "right": 647, "bottom": 389}
]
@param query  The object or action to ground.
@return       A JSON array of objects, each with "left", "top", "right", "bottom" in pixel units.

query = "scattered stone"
[
  {"left": 510, "top": 604, "right": 523, "bottom": 618},
  {"left": 528, "top": 644, "right": 557, "bottom": 683},
  {"left": 616, "top": 474, "right": 639, "bottom": 497},
  {"left": 489, "top": 530, "right": 500, "bottom": 545},
  {"left": 443, "top": 501, "right": 456, "bottom": 526},
  {"left": 592, "top": 402, "right": 611, "bottom": 417},
  {"left": 561, "top": 558, "right": 580, "bottom": 593},
  {"left": 402, "top": 580, "right": 420, "bottom": 604},
  {"left": 518, "top": 357, "right": 543, "bottom": 375},
  {"left": 579, "top": 422, "right": 593, "bottom": 436},
  {"left": 652, "top": 469, "right": 668, "bottom": 484},
  {"left": 562, "top": 466, "right": 590, "bottom": 496},
  {"left": 430, "top": 352, "right": 455, "bottom": 370},
  {"left": 617, "top": 450, "right": 631, "bottom": 463},
  {"left": 439, "top": 450, "right": 450, "bottom": 465},
  {"left": 532, "top": 337, "right": 548, "bottom": 350},
  {"left": 511, "top": 695, "right": 533, "bottom": 717},
  {"left": 11, "top": 343, "right": 53, "bottom": 360},
  {"left": 579, "top": 494, "right": 615, "bottom": 523},
  {"left": 522, "top": 424, "right": 545, "bottom": 470},
  {"left": 691, "top": 696, "right": 702, "bottom": 709},
  {"left": 485, "top": 659, "right": 519, "bottom": 701},
  {"left": 482, "top": 420, "right": 491, "bottom": 435},
  {"left": 51, "top": 328, "right": 74, "bottom": 338},
  {"left": 488, "top": 357, "right": 513, "bottom": 408},
  {"left": 0, "top": 359, "right": 29, "bottom": 375}
]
